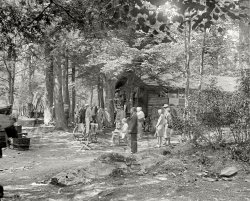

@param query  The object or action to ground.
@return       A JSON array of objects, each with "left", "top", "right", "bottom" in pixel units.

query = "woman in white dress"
[{"left": 155, "top": 109, "right": 165, "bottom": 147}]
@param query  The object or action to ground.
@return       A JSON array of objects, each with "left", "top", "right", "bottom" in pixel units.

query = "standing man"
[
  {"left": 85, "top": 104, "right": 92, "bottom": 134},
  {"left": 128, "top": 107, "right": 138, "bottom": 154},
  {"left": 163, "top": 104, "right": 169, "bottom": 145},
  {"left": 136, "top": 107, "right": 145, "bottom": 139},
  {"left": 79, "top": 105, "right": 87, "bottom": 132}
]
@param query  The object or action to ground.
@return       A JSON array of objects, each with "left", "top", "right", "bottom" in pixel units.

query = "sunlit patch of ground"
[{"left": 1, "top": 128, "right": 250, "bottom": 201}]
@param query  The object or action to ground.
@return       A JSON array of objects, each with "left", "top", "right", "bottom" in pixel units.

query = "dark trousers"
[
  {"left": 130, "top": 134, "right": 137, "bottom": 153},
  {"left": 0, "top": 184, "right": 3, "bottom": 198}
]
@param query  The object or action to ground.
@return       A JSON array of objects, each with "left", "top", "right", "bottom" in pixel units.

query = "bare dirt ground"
[{"left": 1, "top": 127, "right": 250, "bottom": 201}]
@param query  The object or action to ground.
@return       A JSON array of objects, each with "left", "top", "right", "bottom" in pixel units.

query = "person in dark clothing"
[
  {"left": 0, "top": 185, "right": 3, "bottom": 199},
  {"left": 79, "top": 106, "right": 86, "bottom": 124},
  {"left": 4, "top": 125, "right": 18, "bottom": 147},
  {"left": 91, "top": 106, "right": 98, "bottom": 123},
  {"left": 128, "top": 107, "right": 138, "bottom": 154},
  {"left": 5, "top": 125, "right": 18, "bottom": 138}
]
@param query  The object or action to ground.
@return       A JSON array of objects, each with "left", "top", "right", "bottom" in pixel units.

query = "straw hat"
[{"left": 163, "top": 104, "right": 169, "bottom": 108}]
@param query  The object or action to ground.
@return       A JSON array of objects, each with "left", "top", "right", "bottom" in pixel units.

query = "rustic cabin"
[{"left": 114, "top": 71, "right": 238, "bottom": 127}]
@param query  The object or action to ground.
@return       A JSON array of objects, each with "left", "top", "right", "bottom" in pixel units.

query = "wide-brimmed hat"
[{"left": 163, "top": 104, "right": 169, "bottom": 108}]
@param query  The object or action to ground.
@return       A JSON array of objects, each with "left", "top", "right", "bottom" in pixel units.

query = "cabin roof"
[{"left": 141, "top": 74, "right": 239, "bottom": 92}]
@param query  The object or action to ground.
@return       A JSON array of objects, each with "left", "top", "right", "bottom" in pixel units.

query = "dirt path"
[
  {"left": 0, "top": 128, "right": 128, "bottom": 186},
  {"left": 1, "top": 128, "right": 250, "bottom": 201}
]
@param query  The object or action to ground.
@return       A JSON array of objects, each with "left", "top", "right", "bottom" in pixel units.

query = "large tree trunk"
[
  {"left": 62, "top": 49, "right": 70, "bottom": 125},
  {"left": 97, "top": 74, "right": 105, "bottom": 108},
  {"left": 71, "top": 60, "right": 76, "bottom": 122},
  {"left": 183, "top": 15, "right": 192, "bottom": 139},
  {"left": 54, "top": 53, "right": 67, "bottom": 130},
  {"left": 239, "top": 0, "right": 250, "bottom": 73},
  {"left": 104, "top": 76, "right": 116, "bottom": 126},
  {"left": 44, "top": 43, "right": 54, "bottom": 125}
]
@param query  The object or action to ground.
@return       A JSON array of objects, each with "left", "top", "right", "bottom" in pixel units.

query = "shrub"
[{"left": 186, "top": 75, "right": 250, "bottom": 146}]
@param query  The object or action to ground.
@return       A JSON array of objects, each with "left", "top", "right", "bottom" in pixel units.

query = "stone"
[{"left": 220, "top": 166, "right": 238, "bottom": 177}]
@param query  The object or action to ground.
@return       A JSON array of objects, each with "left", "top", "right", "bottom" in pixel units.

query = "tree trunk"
[
  {"left": 54, "top": 53, "right": 67, "bottom": 130},
  {"left": 71, "top": 60, "right": 76, "bottom": 122},
  {"left": 44, "top": 43, "right": 54, "bottom": 125},
  {"left": 184, "top": 18, "right": 192, "bottom": 119},
  {"left": 62, "top": 49, "right": 70, "bottom": 125},
  {"left": 97, "top": 74, "right": 105, "bottom": 108},
  {"left": 27, "top": 56, "right": 34, "bottom": 118},
  {"left": 7, "top": 61, "right": 15, "bottom": 106},
  {"left": 104, "top": 76, "right": 116, "bottom": 126},
  {"left": 239, "top": 0, "right": 250, "bottom": 73},
  {"left": 198, "top": 29, "right": 207, "bottom": 93},
  {"left": 184, "top": 16, "right": 192, "bottom": 139},
  {"left": 90, "top": 85, "right": 94, "bottom": 106}
]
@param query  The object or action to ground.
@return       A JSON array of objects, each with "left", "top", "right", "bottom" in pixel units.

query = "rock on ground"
[{"left": 220, "top": 166, "right": 238, "bottom": 177}]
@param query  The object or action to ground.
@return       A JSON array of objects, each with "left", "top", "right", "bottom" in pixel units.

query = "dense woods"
[{"left": 0, "top": 0, "right": 249, "bottom": 132}]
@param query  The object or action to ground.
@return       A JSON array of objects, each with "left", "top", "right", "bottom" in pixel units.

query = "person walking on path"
[
  {"left": 136, "top": 107, "right": 145, "bottom": 139},
  {"left": 85, "top": 104, "right": 92, "bottom": 134},
  {"left": 155, "top": 108, "right": 165, "bottom": 147},
  {"left": 128, "top": 107, "right": 138, "bottom": 154}
]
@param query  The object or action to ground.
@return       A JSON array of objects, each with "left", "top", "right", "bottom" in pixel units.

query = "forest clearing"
[{"left": 0, "top": 0, "right": 250, "bottom": 200}]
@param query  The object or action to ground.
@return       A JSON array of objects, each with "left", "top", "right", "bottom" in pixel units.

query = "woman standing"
[{"left": 155, "top": 109, "right": 165, "bottom": 147}]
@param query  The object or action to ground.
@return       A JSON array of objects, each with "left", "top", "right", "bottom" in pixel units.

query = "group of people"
[
  {"left": 75, "top": 104, "right": 111, "bottom": 135},
  {"left": 75, "top": 103, "right": 176, "bottom": 154},
  {"left": 111, "top": 106, "right": 146, "bottom": 153},
  {"left": 111, "top": 104, "right": 177, "bottom": 154},
  {"left": 155, "top": 104, "right": 175, "bottom": 148}
]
